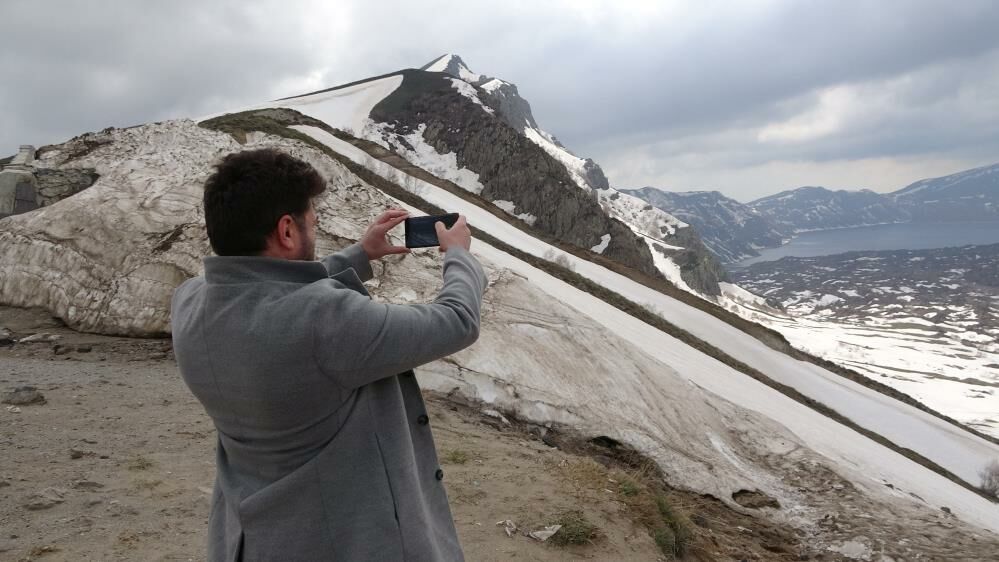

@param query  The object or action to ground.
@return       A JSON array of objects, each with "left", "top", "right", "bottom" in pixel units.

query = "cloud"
[{"left": 1, "top": 0, "right": 997, "bottom": 200}]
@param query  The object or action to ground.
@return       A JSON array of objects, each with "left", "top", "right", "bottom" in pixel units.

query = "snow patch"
[
  {"left": 263, "top": 75, "right": 403, "bottom": 135},
  {"left": 522, "top": 126, "right": 591, "bottom": 190},
  {"left": 591, "top": 234, "right": 611, "bottom": 254},
  {"left": 492, "top": 199, "right": 537, "bottom": 225},
  {"left": 391, "top": 124, "right": 484, "bottom": 194},
  {"left": 816, "top": 294, "right": 843, "bottom": 307}
]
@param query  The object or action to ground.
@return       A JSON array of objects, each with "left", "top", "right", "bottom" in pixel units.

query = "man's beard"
[{"left": 294, "top": 222, "right": 316, "bottom": 261}]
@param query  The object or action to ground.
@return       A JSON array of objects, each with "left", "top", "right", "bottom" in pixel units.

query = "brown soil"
[{"left": 0, "top": 306, "right": 806, "bottom": 561}]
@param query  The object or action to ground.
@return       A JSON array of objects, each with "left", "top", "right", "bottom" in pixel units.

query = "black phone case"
[{"left": 404, "top": 213, "right": 460, "bottom": 248}]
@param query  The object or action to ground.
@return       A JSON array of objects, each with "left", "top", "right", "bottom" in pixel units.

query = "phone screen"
[{"left": 404, "top": 213, "right": 460, "bottom": 248}]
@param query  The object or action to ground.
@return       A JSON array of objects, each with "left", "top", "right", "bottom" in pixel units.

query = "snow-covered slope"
[
  {"left": 288, "top": 124, "right": 999, "bottom": 536},
  {"left": 239, "top": 63, "right": 999, "bottom": 473},
  {"left": 207, "top": 60, "right": 999, "bottom": 481}
]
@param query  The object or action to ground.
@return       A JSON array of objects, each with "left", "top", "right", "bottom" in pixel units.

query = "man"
[{"left": 171, "top": 148, "right": 487, "bottom": 561}]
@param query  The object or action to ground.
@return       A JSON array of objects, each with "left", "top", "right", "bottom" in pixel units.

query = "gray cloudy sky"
[{"left": 2, "top": 0, "right": 998, "bottom": 202}]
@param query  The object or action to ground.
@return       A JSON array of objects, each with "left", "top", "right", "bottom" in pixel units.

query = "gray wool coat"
[{"left": 170, "top": 243, "right": 487, "bottom": 562}]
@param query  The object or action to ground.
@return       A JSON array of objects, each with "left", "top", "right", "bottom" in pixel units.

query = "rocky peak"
[{"left": 421, "top": 53, "right": 482, "bottom": 83}]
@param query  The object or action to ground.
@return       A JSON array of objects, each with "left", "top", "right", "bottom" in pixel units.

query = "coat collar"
[
  {"left": 204, "top": 255, "right": 331, "bottom": 285},
  {"left": 202, "top": 255, "right": 370, "bottom": 296}
]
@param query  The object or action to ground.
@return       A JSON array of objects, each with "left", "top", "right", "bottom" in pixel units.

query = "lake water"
[{"left": 734, "top": 222, "right": 999, "bottom": 267}]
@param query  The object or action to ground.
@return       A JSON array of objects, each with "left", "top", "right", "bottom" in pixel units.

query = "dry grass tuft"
[
  {"left": 549, "top": 509, "right": 601, "bottom": 546},
  {"left": 442, "top": 449, "right": 470, "bottom": 465}
]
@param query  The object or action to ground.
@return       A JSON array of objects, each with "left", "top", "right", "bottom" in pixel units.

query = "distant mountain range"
[{"left": 624, "top": 162, "right": 999, "bottom": 264}]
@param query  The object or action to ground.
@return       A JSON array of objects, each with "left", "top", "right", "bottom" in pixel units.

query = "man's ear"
[{"left": 274, "top": 214, "right": 297, "bottom": 250}]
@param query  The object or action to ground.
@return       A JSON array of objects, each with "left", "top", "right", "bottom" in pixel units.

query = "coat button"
[
  {"left": 417, "top": 414, "right": 429, "bottom": 425},
  {"left": 435, "top": 468, "right": 444, "bottom": 481}
]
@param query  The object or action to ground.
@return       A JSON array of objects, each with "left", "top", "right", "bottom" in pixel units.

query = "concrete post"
[{"left": 0, "top": 145, "right": 37, "bottom": 218}]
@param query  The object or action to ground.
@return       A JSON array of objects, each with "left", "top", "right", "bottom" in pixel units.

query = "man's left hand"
[{"left": 361, "top": 209, "right": 411, "bottom": 260}]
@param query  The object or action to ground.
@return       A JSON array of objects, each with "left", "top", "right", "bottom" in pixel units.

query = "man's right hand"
[{"left": 436, "top": 215, "right": 472, "bottom": 253}]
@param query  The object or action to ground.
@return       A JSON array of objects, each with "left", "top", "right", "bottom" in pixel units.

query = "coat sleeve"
[
  {"left": 320, "top": 243, "right": 373, "bottom": 282},
  {"left": 313, "top": 247, "right": 488, "bottom": 389}
]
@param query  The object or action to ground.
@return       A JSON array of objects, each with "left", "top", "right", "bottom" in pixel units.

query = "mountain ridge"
[{"left": 625, "top": 161, "right": 999, "bottom": 264}]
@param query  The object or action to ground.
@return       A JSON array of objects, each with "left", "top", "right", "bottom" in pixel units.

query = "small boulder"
[
  {"left": 0, "top": 327, "right": 14, "bottom": 347},
  {"left": 2, "top": 386, "right": 46, "bottom": 406},
  {"left": 732, "top": 489, "right": 781, "bottom": 509}
]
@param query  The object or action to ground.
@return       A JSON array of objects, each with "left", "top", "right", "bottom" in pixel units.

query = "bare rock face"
[{"left": 34, "top": 168, "right": 99, "bottom": 206}]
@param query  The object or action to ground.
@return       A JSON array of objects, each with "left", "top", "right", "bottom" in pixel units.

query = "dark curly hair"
[{"left": 203, "top": 148, "right": 326, "bottom": 256}]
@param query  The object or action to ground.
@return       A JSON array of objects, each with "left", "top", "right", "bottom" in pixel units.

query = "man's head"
[{"left": 203, "top": 148, "right": 325, "bottom": 260}]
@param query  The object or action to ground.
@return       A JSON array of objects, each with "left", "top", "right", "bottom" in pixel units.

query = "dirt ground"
[{"left": 0, "top": 305, "right": 951, "bottom": 561}]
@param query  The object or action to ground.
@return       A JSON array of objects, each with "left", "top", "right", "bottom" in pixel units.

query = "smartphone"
[{"left": 404, "top": 213, "right": 460, "bottom": 248}]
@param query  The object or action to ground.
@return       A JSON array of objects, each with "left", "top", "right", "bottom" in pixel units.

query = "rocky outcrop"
[
  {"left": 370, "top": 70, "right": 661, "bottom": 279},
  {"left": 34, "top": 168, "right": 99, "bottom": 206},
  {"left": 582, "top": 158, "right": 610, "bottom": 191}
]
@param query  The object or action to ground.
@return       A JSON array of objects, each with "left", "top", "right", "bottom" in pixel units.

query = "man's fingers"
[
  {"left": 435, "top": 221, "right": 446, "bottom": 234},
  {"left": 386, "top": 245, "right": 411, "bottom": 255},
  {"left": 374, "top": 214, "right": 408, "bottom": 234},
  {"left": 377, "top": 209, "right": 409, "bottom": 224}
]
